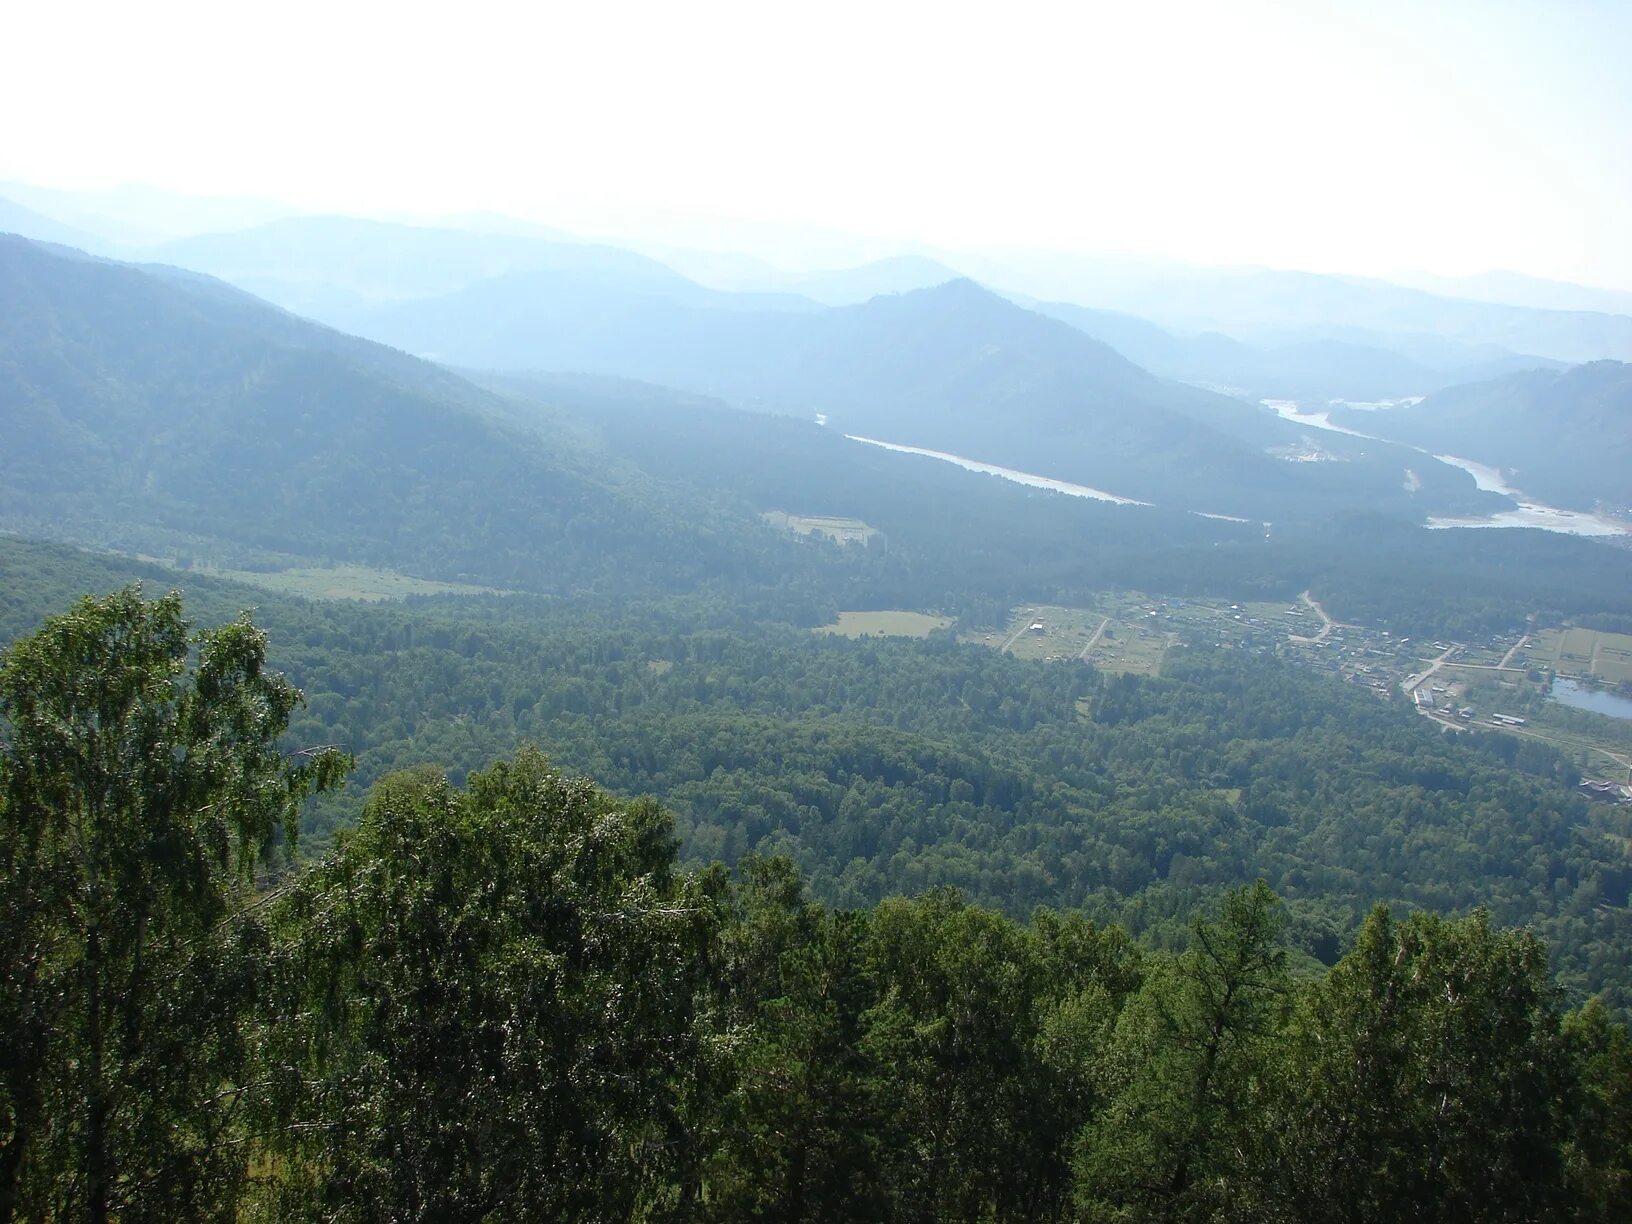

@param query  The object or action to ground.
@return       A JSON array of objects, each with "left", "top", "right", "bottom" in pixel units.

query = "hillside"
[
  {"left": 0, "top": 235, "right": 813, "bottom": 595},
  {"left": 10, "top": 235, "right": 1631, "bottom": 636},
  {"left": 1328, "top": 361, "right": 1632, "bottom": 511},
  {"left": 356, "top": 274, "right": 1491, "bottom": 522}
]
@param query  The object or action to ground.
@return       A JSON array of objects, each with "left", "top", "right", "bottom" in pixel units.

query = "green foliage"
[
  {"left": 1, "top": 583, "right": 1628, "bottom": 1221},
  {"left": 1562, "top": 998, "right": 1632, "bottom": 1217},
  {"left": 0, "top": 586, "right": 345, "bottom": 1222},
  {"left": 4, "top": 540, "right": 1629, "bottom": 1010},
  {"left": 248, "top": 749, "right": 720, "bottom": 1222},
  {"left": 1076, "top": 882, "right": 1289, "bottom": 1221},
  {"left": 699, "top": 856, "right": 885, "bottom": 1221},
  {"left": 1267, "top": 907, "right": 1582, "bottom": 1221}
]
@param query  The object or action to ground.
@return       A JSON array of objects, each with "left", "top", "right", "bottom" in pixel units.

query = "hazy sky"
[{"left": 5, "top": 0, "right": 1630, "bottom": 286}]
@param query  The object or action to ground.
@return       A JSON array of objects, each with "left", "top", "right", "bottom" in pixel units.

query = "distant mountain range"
[
  {"left": 8, "top": 189, "right": 1629, "bottom": 386},
  {"left": 1011, "top": 263, "right": 1632, "bottom": 366},
  {"left": 1392, "top": 270, "right": 1632, "bottom": 318},
  {"left": 1033, "top": 299, "right": 1563, "bottom": 402},
  {"left": 0, "top": 196, "right": 111, "bottom": 253},
  {"left": 1327, "top": 361, "right": 1632, "bottom": 512},
  {"left": 0, "top": 233, "right": 1299, "bottom": 615},
  {"left": 336, "top": 261, "right": 1493, "bottom": 521},
  {"left": 0, "top": 180, "right": 296, "bottom": 245},
  {"left": 717, "top": 254, "right": 968, "bottom": 305},
  {"left": 145, "top": 215, "right": 825, "bottom": 324},
  {"left": 4, "top": 231, "right": 1630, "bottom": 639},
  {"left": 3, "top": 198, "right": 1623, "bottom": 528}
]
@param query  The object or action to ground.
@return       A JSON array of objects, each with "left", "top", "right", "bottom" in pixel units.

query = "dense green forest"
[
  {"left": 4, "top": 543, "right": 1629, "bottom": 1011},
  {"left": 3, "top": 589, "right": 1630, "bottom": 1221}
]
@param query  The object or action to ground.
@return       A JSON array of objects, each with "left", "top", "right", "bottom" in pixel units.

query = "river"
[
  {"left": 844, "top": 434, "right": 1257, "bottom": 524},
  {"left": 844, "top": 435, "right": 1150, "bottom": 505},
  {"left": 1262, "top": 400, "right": 1630, "bottom": 539}
]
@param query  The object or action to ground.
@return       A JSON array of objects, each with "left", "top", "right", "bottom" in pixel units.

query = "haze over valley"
[{"left": 5, "top": 2, "right": 1632, "bottom": 1218}]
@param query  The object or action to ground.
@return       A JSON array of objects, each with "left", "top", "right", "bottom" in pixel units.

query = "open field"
[
  {"left": 1086, "top": 626, "right": 1171, "bottom": 676},
  {"left": 971, "top": 603, "right": 1174, "bottom": 675},
  {"left": 1522, "top": 627, "right": 1632, "bottom": 685},
  {"left": 197, "top": 564, "right": 505, "bottom": 602},
  {"left": 1435, "top": 663, "right": 1529, "bottom": 691},
  {"left": 815, "top": 610, "right": 952, "bottom": 638},
  {"left": 763, "top": 511, "right": 878, "bottom": 545}
]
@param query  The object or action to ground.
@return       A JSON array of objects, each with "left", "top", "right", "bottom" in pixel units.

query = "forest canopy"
[{"left": 2, "top": 589, "right": 1630, "bottom": 1221}]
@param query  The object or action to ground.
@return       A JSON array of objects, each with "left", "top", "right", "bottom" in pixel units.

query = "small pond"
[{"left": 1550, "top": 677, "right": 1632, "bottom": 721}]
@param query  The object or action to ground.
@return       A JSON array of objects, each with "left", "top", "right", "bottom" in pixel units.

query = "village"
[{"left": 975, "top": 594, "right": 1632, "bottom": 804}]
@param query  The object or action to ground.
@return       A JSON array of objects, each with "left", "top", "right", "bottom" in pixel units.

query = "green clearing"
[
  {"left": 815, "top": 610, "right": 952, "bottom": 638},
  {"left": 763, "top": 511, "right": 878, "bottom": 545},
  {"left": 1089, "top": 627, "right": 1172, "bottom": 676},
  {"left": 1524, "top": 627, "right": 1632, "bottom": 684},
  {"left": 195, "top": 564, "right": 505, "bottom": 602},
  {"left": 972, "top": 603, "right": 1173, "bottom": 675}
]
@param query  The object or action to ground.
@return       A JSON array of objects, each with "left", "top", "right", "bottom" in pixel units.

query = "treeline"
[{"left": 2, "top": 591, "right": 1630, "bottom": 1221}]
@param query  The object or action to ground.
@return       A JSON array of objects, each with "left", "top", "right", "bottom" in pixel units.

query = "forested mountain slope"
[
  {"left": 361, "top": 274, "right": 1486, "bottom": 521},
  {"left": 7, "top": 235, "right": 1632, "bottom": 637},
  {"left": 0, "top": 235, "right": 810, "bottom": 594},
  {"left": 1329, "top": 360, "right": 1632, "bottom": 510},
  {"left": 487, "top": 372, "right": 1632, "bottom": 637}
]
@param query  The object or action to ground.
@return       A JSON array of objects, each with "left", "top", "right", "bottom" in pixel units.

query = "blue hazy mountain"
[
  {"left": 349, "top": 269, "right": 1492, "bottom": 522},
  {"left": 1034, "top": 299, "right": 1563, "bottom": 401},
  {"left": 0, "top": 196, "right": 114, "bottom": 253},
  {"left": 1327, "top": 360, "right": 1632, "bottom": 511}
]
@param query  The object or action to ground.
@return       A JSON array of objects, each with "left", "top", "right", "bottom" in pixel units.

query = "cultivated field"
[
  {"left": 971, "top": 603, "right": 1174, "bottom": 675},
  {"left": 1523, "top": 627, "right": 1632, "bottom": 685},
  {"left": 763, "top": 511, "right": 878, "bottom": 545},
  {"left": 815, "top": 610, "right": 953, "bottom": 638}
]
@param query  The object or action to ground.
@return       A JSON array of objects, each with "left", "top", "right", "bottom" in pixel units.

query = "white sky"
[{"left": 4, "top": 0, "right": 1630, "bottom": 286}]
